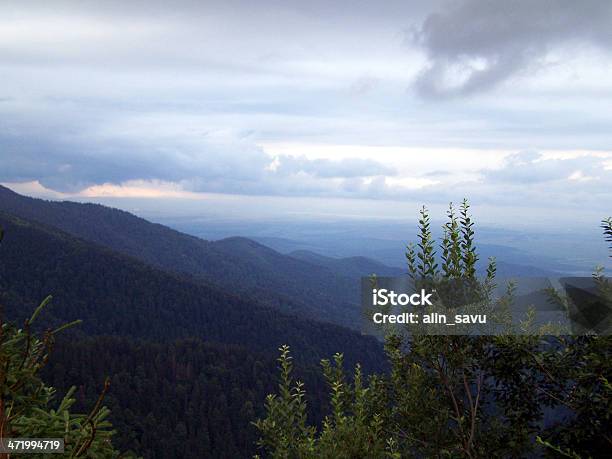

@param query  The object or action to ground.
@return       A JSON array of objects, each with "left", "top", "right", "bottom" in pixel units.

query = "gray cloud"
[
  {"left": 274, "top": 155, "right": 395, "bottom": 178},
  {"left": 1, "top": 0, "right": 612, "bottom": 229},
  {"left": 0, "top": 126, "right": 271, "bottom": 193},
  {"left": 0, "top": 121, "right": 394, "bottom": 196},
  {"left": 414, "top": 0, "right": 612, "bottom": 98},
  {"left": 482, "top": 151, "right": 610, "bottom": 185},
  {"left": 327, "top": 150, "right": 612, "bottom": 216}
]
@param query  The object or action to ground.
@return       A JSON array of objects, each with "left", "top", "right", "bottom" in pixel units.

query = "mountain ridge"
[
  {"left": 0, "top": 185, "right": 369, "bottom": 328},
  {"left": 0, "top": 209, "right": 383, "bottom": 369}
]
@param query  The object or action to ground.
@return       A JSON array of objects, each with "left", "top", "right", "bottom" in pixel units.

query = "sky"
[{"left": 1, "top": 0, "right": 611, "bottom": 229}]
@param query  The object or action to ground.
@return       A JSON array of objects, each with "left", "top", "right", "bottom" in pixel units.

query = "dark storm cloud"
[{"left": 413, "top": 0, "right": 612, "bottom": 98}]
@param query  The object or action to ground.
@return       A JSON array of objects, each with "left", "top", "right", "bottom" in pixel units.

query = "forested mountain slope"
[
  {"left": 0, "top": 185, "right": 370, "bottom": 327},
  {"left": 43, "top": 337, "right": 330, "bottom": 458},
  {"left": 0, "top": 211, "right": 383, "bottom": 370},
  {"left": 0, "top": 209, "right": 386, "bottom": 457}
]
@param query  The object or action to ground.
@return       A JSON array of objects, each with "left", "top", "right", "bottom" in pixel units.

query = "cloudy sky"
[{"left": 1, "top": 0, "right": 611, "bottom": 228}]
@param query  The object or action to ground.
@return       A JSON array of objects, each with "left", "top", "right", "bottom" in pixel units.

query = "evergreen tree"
[{"left": 255, "top": 204, "right": 612, "bottom": 458}]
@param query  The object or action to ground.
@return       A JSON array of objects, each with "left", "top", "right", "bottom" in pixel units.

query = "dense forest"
[
  {"left": 0, "top": 211, "right": 383, "bottom": 369},
  {"left": 44, "top": 337, "right": 332, "bottom": 458},
  {"left": 0, "top": 208, "right": 385, "bottom": 457},
  {"left": 0, "top": 185, "right": 396, "bottom": 329}
]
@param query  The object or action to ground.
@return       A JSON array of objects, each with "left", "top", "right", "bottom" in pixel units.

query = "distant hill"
[
  {"left": 494, "top": 261, "right": 561, "bottom": 277},
  {"left": 256, "top": 235, "right": 563, "bottom": 278},
  {"left": 0, "top": 185, "right": 380, "bottom": 328},
  {"left": 289, "top": 249, "right": 404, "bottom": 278}
]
